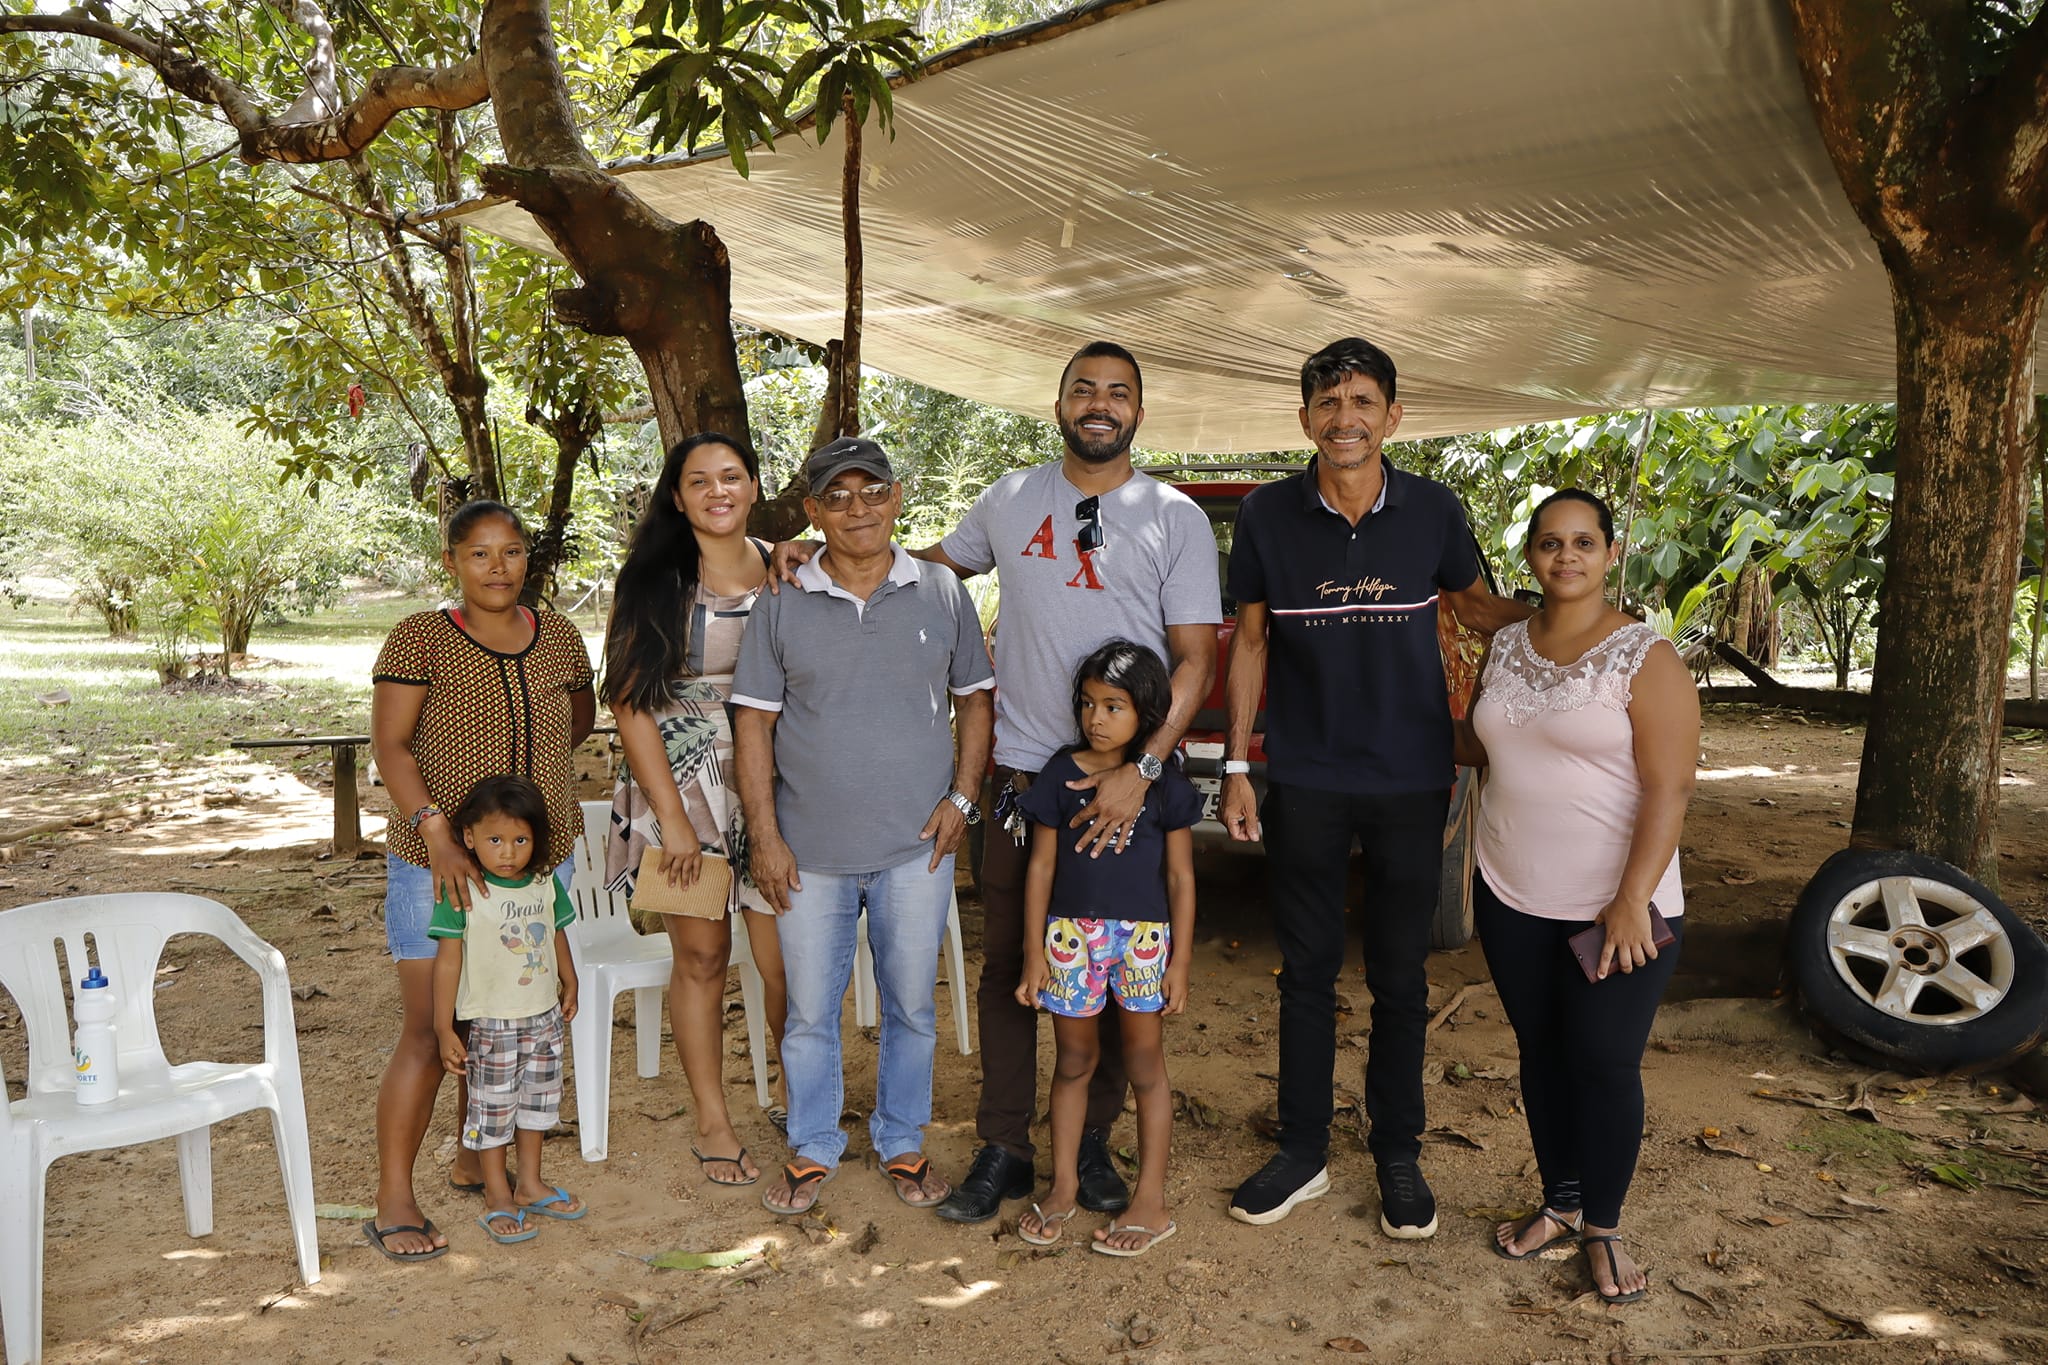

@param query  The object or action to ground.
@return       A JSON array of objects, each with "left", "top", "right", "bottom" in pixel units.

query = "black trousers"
[
  {"left": 1263, "top": 781, "right": 1449, "bottom": 1164},
  {"left": 1475, "top": 870, "right": 1681, "bottom": 1227}
]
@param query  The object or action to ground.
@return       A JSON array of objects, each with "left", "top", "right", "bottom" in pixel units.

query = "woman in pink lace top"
[{"left": 1456, "top": 489, "right": 1699, "bottom": 1305}]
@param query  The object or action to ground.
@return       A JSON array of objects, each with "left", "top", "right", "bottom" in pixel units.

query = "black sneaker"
[
  {"left": 932, "top": 1144, "right": 1034, "bottom": 1224},
  {"left": 1376, "top": 1160, "right": 1438, "bottom": 1239},
  {"left": 1076, "top": 1128, "right": 1132, "bottom": 1214},
  {"left": 1228, "top": 1150, "right": 1332, "bottom": 1226}
]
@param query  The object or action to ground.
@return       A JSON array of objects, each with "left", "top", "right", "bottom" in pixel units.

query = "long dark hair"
[
  {"left": 603, "top": 433, "right": 760, "bottom": 713},
  {"left": 1070, "top": 639, "right": 1174, "bottom": 758}
]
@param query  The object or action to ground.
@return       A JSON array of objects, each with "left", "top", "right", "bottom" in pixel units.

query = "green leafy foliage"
[
  {"left": 624, "top": 0, "right": 922, "bottom": 172},
  {"left": 0, "top": 412, "right": 385, "bottom": 672}
]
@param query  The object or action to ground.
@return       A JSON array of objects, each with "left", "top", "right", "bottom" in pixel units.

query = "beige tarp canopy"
[{"left": 457, "top": 0, "right": 1997, "bottom": 451}]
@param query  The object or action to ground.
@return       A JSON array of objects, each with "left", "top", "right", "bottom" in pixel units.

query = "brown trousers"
[{"left": 973, "top": 765, "right": 1129, "bottom": 1160}]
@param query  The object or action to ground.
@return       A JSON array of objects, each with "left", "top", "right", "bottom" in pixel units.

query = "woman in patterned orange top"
[{"left": 366, "top": 500, "right": 596, "bottom": 1261}]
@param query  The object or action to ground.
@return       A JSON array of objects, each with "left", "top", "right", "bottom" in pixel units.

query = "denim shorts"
[{"left": 385, "top": 851, "right": 577, "bottom": 963}]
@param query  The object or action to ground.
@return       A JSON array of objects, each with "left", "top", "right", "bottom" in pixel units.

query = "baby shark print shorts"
[{"left": 1038, "top": 917, "right": 1171, "bottom": 1016}]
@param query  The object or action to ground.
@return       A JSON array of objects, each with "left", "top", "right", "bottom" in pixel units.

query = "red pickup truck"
[{"left": 1168, "top": 469, "right": 1486, "bottom": 950}]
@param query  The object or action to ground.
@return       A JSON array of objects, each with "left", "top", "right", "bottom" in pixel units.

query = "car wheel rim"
[{"left": 1825, "top": 875, "right": 2015, "bottom": 1026}]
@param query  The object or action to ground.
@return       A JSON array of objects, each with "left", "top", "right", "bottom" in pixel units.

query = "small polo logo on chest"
[
  {"left": 919, "top": 628, "right": 928, "bottom": 645},
  {"left": 1318, "top": 576, "right": 1397, "bottom": 604}
]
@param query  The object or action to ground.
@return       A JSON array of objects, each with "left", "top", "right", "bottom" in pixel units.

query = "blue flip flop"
[
  {"left": 477, "top": 1208, "right": 539, "bottom": 1244},
  {"left": 521, "top": 1185, "right": 588, "bottom": 1221}
]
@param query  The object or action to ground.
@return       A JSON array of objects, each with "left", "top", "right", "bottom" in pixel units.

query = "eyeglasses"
[
  {"left": 1075, "top": 495, "right": 1104, "bottom": 552},
  {"left": 813, "top": 481, "right": 895, "bottom": 512}
]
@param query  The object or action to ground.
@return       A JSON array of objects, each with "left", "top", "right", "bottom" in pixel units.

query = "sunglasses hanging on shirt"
[{"left": 1075, "top": 495, "right": 1104, "bottom": 552}]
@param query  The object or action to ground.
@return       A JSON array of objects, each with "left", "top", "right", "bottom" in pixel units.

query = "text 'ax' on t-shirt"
[{"left": 939, "top": 464, "right": 1220, "bottom": 773}]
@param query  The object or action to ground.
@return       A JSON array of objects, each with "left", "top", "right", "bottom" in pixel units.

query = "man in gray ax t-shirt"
[{"left": 773, "top": 342, "right": 1220, "bottom": 1223}]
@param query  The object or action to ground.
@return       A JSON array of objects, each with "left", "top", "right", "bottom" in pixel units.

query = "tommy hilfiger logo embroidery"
[
  {"left": 1019, "top": 515, "right": 1106, "bottom": 591},
  {"left": 1318, "top": 576, "right": 1397, "bottom": 604},
  {"left": 1273, "top": 590, "right": 1440, "bottom": 621}
]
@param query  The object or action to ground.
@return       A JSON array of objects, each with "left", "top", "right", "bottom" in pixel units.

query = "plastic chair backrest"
[
  {"left": 566, "top": 801, "right": 621, "bottom": 916},
  {"left": 0, "top": 894, "right": 274, "bottom": 1103}
]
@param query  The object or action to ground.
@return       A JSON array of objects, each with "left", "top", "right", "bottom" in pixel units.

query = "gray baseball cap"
[{"left": 804, "top": 436, "right": 896, "bottom": 491}]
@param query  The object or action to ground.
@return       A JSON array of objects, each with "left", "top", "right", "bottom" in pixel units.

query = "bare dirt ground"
[{"left": 2, "top": 708, "right": 2046, "bottom": 1365}]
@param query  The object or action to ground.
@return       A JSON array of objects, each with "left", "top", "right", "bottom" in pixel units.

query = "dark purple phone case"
[{"left": 1568, "top": 903, "right": 1675, "bottom": 983}]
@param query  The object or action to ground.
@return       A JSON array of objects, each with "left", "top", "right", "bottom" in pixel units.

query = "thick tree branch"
[
  {"left": 0, "top": 13, "right": 487, "bottom": 164},
  {"left": 1983, "top": 14, "right": 2048, "bottom": 231}
]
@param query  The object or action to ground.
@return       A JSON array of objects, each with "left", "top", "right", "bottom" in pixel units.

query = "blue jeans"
[{"left": 780, "top": 853, "right": 955, "bottom": 1168}]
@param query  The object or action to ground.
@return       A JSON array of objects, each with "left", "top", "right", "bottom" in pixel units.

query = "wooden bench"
[
  {"left": 231, "top": 735, "right": 372, "bottom": 854},
  {"left": 231, "top": 728, "right": 621, "bottom": 856}
]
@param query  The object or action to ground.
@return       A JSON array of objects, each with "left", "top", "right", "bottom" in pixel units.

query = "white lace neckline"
[{"left": 1485, "top": 618, "right": 1661, "bottom": 726}]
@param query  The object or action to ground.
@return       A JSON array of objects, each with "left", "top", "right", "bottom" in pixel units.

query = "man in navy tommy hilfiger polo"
[{"left": 1218, "top": 337, "right": 1530, "bottom": 1237}]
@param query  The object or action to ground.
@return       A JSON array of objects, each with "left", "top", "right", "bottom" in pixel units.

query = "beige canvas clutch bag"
[{"left": 629, "top": 846, "right": 731, "bottom": 920}]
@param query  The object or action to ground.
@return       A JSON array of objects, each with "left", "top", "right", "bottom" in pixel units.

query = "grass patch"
[
  {"left": 1786, "top": 1112, "right": 1926, "bottom": 1173},
  {"left": 0, "top": 593, "right": 608, "bottom": 807},
  {"left": 0, "top": 600, "right": 386, "bottom": 783}
]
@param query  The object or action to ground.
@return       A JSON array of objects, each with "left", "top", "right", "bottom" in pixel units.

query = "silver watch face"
[{"left": 1136, "top": 753, "right": 1164, "bottom": 781}]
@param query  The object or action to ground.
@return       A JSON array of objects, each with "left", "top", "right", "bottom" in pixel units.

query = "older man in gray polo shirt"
[{"left": 733, "top": 436, "right": 995, "bottom": 1219}]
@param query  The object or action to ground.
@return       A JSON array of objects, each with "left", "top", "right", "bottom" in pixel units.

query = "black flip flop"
[
  {"left": 693, "top": 1144, "right": 760, "bottom": 1187},
  {"left": 363, "top": 1218, "right": 447, "bottom": 1263},
  {"left": 1585, "top": 1234, "right": 1649, "bottom": 1304},
  {"left": 449, "top": 1177, "right": 486, "bottom": 1195},
  {"left": 1493, "top": 1206, "right": 1581, "bottom": 1261}
]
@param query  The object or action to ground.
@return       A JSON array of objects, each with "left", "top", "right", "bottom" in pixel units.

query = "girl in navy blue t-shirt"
[{"left": 1014, "top": 641, "right": 1201, "bottom": 1256}]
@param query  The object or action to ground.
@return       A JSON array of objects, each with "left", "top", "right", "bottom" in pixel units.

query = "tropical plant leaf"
[{"left": 648, "top": 1247, "right": 757, "bottom": 1269}]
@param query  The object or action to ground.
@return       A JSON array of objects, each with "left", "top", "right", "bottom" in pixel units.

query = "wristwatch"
[
  {"left": 946, "top": 790, "right": 983, "bottom": 825},
  {"left": 1134, "top": 752, "right": 1164, "bottom": 782},
  {"left": 1222, "top": 760, "right": 1251, "bottom": 776}
]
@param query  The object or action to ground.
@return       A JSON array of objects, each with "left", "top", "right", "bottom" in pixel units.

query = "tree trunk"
[
  {"left": 475, "top": 0, "right": 749, "bottom": 461},
  {"left": 1724, "top": 564, "right": 1773, "bottom": 663},
  {"left": 524, "top": 391, "right": 599, "bottom": 604},
  {"left": 839, "top": 91, "right": 863, "bottom": 438},
  {"left": 219, "top": 606, "right": 252, "bottom": 673},
  {"left": 2033, "top": 398, "right": 2047, "bottom": 702},
  {"left": 747, "top": 341, "right": 840, "bottom": 542},
  {"left": 1851, "top": 283, "right": 2043, "bottom": 880},
  {"left": 346, "top": 157, "right": 500, "bottom": 497},
  {"left": 1785, "top": 2, "right": 2048, "bottom": 881}
]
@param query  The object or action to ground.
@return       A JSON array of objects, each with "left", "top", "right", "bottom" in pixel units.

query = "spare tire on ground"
[{"left": 1787, "top": 848, "right": 2048, "bottom": 1072}]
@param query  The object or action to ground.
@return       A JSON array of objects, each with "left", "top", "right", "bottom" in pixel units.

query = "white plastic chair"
[
  {"left": 852, "top": 892, "right": 973, "bottom": 1056},
  {"left": 0, "top": 894, "right": 319, "bottom": 1365},
  {"left": 562, "top": 801, "right": 773, "bottom": 1162}
]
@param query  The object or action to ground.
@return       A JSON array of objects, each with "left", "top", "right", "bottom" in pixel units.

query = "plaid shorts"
[{"left": 462, "top": 1007, "right": 565, "bottom": 1151}]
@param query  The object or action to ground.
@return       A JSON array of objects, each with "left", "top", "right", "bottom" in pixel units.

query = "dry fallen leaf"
[
  {"left": 1423, "top": 1126, "right": 1487, "bottom": 1151},
  {"left": 1696, "top": 1133, "right": 1754, "bottom": 1160},
  {"left": 1326, "top": 1338, "right": 1371, "bottom": 1354},
  {"left": 1720, "top": 869, "right": 1758, "bottom": 886}
]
